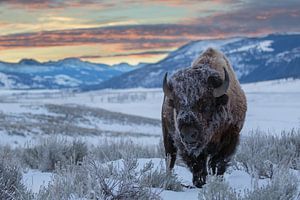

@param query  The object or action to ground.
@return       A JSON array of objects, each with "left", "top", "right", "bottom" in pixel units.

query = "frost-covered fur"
[{"left": 161, "top": 48, "right": 247, "bottom": 187}]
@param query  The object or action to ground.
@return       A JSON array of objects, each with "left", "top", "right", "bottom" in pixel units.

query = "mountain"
[
  {"left": 0, "top": 58, "right": 140, "bottom": 89},
  {"left": 111, "top": 62, "right": 146, "bottom": 72},
  {"left": 96, "top": 33, "right": 300, "bottom": 89},
  {"left": 1, "top": 33, "right": 298, "bottom": 90}
]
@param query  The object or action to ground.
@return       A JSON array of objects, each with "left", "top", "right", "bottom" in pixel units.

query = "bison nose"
[{"left": 180, "top": 125, "right": 198, "bottom": 143}]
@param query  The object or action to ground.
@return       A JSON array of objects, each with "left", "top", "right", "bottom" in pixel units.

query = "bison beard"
[{"left": 161, "top": 48, "right": 247, "bottom": 188}]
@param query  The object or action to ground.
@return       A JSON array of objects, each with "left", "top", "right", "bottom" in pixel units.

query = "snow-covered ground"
[
  {"left": 108, "top": 158, "right": 270, "bottom": 199},
  {"left": 22, "top": 170, "right": 53, "bottom": 194},
  {"left": 35, "top": 79, "right": 300, "bottom": 133},
  {"left": 0, "top": 78, "right": 299, "bottom": 147},
  {"left": 21, "top": 157, "right": 284, "bottom": 199},
  {"left": 1, "top": 78, "right": 300, "bottom": 198}
]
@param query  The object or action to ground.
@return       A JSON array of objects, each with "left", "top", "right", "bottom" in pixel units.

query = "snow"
[
  {"left": 161, "top": 189, "right": 199, "bottom": 200},
  {"left": 182, "top": 38, "right": 242, "bottom": 56},
  {"left": 33, "top": 88, "right": 163, "bottom": 119},
  {"left": 20, "top": 157, "right": 296, "bottom": 198},
  {"left": 60, "top": 79, "right": 299, "bottom": 135},
  {"left": 103, "top": 158, "right": 290, "bottom": 199},
  {"left": 0, "top": 79, "right": 299, "bottom": 141},
  {"left": 228, "top": 40, "right": 274, "bottom": 53},
  {"left": 149, "top": 70, "right": 163, "bottom": 77},
  {"left": 83, "top": 116, "right": 161, "bottom": 136},
  {"left": 161, "top": 165, "right": 269, "bottom": 199},
  {"left": 0, "top": 79, "right": 298, "bottom": 150},
  {"left": 259, "top": 40, "right": 274, "bottom": 52},
  {"left": 241, "top": 79, "right": 300, "bottom": 134},
  {"left": 0, "top": 103, "right": 47, "bottom": 115},
  {"left": 224, "top": 170, "right": 269, "bottom": 194},
  {"left": 54, "top": 75, "right": 81, "bottom": 86},
  {"left": 80, "top": 79, "right": 299, "bottom": 123},
  {"left": 0, "top": 132, "right": 34, "bottom": 148},
  {"left": 267, "top": 47, "right": 300, "bottom": 65},
  {"left": 22, "top": 170, "right": 53, "bottom": 193},
  {"left": 0, "top": 72, "right": 16, "bottom": 88},
  {"left": 0, "top": 78, "right": 297, "bottom": 198},
  {"left": 242, "top": 78, "right": 300, "bottom": 93}
]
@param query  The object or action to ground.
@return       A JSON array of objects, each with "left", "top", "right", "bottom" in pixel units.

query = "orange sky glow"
[{"left": 0, "top": 0, "right": 299, "bottom": 65}]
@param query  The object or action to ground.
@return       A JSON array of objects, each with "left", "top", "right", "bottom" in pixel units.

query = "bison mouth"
[
  {"left": 184, "top": 142, "right": 200, "bottom": 154},
  {"left": 183, "top": 141, "right": 205, "bottom": 157}
]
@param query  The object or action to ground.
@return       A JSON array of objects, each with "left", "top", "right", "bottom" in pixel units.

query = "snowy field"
[
  {"left": 1, "top": 78, "right": 298, "bottom": 143},
  {"left": 0, "top": 78, "right": 300, "bottom": 199}
]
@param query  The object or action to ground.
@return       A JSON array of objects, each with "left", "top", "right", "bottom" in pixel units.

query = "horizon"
[
  {"left": 1, "top": 32, "right": 299, "bottom": 66},
  {"left": 3, "top": 31, "right": 300, "bottom": 66},
  {"left": 0, "top": 0, "right": 299, "bottom": 65}
]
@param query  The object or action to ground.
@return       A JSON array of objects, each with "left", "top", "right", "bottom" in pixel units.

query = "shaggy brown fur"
[{"left": 161, "top": 48, "right": 247, "bottom": 187}]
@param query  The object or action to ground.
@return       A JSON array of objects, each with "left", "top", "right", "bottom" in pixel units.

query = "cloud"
[
  {"left": 79, "top": 50, "right": 170, "bottom": 59},
  {"left": 0, "top": 24, "right": 198, "bottom": 51},
  {"left": 0, "top": 0, "right": 242, "bottom": 13},
  {"left": 185, "top": 2, "right": 300, "bottom": 36},
  {"left": 0, "top": 0, "right": 110, "bottom": 9},
  {"left": 0, "top": 0, "right": 299, "bottom": 52},
  {"left": 0, "top": 0, "right": 65, "bottom": 9}
]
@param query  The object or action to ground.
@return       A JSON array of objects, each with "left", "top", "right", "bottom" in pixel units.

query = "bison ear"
[{"left": 216, "top": 94, "right": 228, "bottom": 106}]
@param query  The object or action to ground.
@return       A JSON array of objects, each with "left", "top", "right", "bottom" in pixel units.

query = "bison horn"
[
  {"left": 163, "top": 72, "right": 172, "bottom": 98},
  {"left": 213, "top": 68, "right": 230, "bottom": 98}
]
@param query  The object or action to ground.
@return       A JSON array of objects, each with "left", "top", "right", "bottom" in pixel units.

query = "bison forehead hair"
[{"left": 169, "top": 67, "right": 218, "bottom": 107}]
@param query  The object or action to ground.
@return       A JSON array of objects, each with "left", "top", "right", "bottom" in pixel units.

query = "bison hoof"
[{"left": 192, "top": 175, "right": 206, "bottom": 188}]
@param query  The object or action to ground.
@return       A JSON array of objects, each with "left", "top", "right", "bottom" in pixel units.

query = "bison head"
[{"left": 163, "top": 67, "right": 230, "bottom": 155}]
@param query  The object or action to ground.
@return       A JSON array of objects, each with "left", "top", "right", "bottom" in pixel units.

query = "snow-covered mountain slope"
[
  {"left": 97, "top": 33, "right": 300, "bottom": 89},
  {"left": 0, "top": 58, "right": 140, "bottom": 89},
  {"left": 112, "top": 62, "right": 147, "bottom": 72}
]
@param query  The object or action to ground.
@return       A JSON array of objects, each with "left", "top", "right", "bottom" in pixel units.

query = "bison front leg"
[
  {"left": 164, "top": 142, "right": 177, "bottom": 173},
  {"left": 186, "top": 154, "right": 208, "bottom": 188},
  {"left": 162, "top": 122, "right": 177, "bottom": 171},
  {"left": 209, "top": 157, "right": 229, "bottom": 175},
  {"left": 209, "top": 131, "right": 240, "bottom": 175}
]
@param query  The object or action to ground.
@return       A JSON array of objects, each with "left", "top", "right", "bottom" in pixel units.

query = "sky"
[{"left": 0, "top": 0, "right": 299, "bottom": 65}]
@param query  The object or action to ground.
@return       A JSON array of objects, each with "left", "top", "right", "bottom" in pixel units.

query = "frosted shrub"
[
  {"left": 280, "top": 129, "right": 300, "bottom": 170},
  {"left": 0, "top": 160, "right": 32, "bottom": 200},
  {"left": 37, "top": 157, "right": 161, "bottom": 200},
  {"left": 37, "top": 164, "right": 89, "bottom": 200},
  {"left": 23, "top": 138, "right": 88, "bottom": 171},
  {"left": 92, "top": 139, "right": 162, "bottom": 162},
  {"left": 23, "top": 137, "right": 161, "bottom": 171},
  {"left": 90, "top": 157, "right": 161, "bottom": 200},
  {"left": 198, "top": 170, "right": 299, "bottom": 200},
  {"left": 140, "top": 160, "right": 183, "bottom": 191},
  {"left": 234, "top": 129, "right": 300, "bottom": 178},
  {"left": 67, "top": 140, "right": 88, "bottom": 164},
  {"left": 243, "top": 169, "right": 299, "bottom": 200},
  {"left": 0, "top": 145, "right": 22, "bottom": 168},
  {"left": 198, "top": 175, "right": 240, "bottom": 200}
]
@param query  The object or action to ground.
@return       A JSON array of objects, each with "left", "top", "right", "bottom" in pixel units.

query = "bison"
[{"left": 161, "top": 48, "right": 247, "bottom": 187}]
